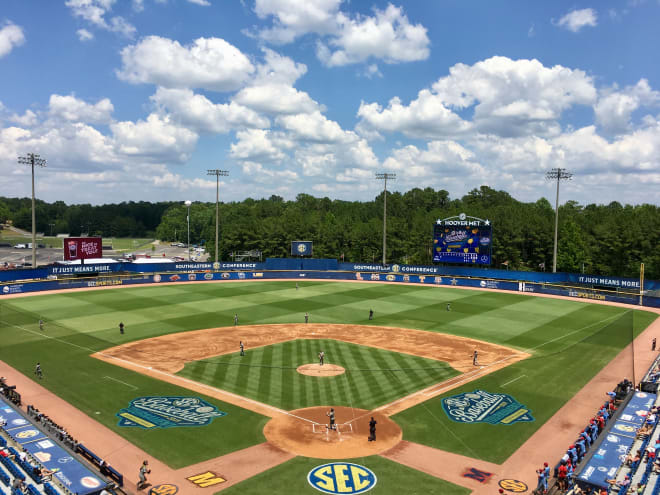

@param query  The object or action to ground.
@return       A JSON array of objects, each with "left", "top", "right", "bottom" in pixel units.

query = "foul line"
[
  {"left": 500, "top": 375, "right": 526, "bottom": 388},
  {"left": 103, "top": 375, "right": 138, "bottom": 390}
]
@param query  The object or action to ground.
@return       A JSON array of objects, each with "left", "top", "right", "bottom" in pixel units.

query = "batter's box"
[{"left": 312, "top": 423, "right": 354, "bottom": 435}]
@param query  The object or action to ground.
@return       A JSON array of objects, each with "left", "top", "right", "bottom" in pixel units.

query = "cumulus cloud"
[
  {"left": 76, "top": 29, "right": 94, "bottom": 41},
  {"left": 117, "top": 36, "right": 254, "bottom": 91},
  {"left": 49, "top": 94, "right": 114, "bottom": 124},
  {"left": 253, "top": 1, "right": 429, "bottom": 66},
  {"left": 316, "top": 4, "right": 429, "bottom": 66},
  {"left": 230, "top": 129, "right": 289, "bottom": 163},
  {"left": 151, "top": 87, "right": 269, "bottom": 133},
  {"left": 594, "top": 79, "right": 660, "bottom": 134},
  {"left": 253, "top": 0, "right": 341, "bottom": 43},
  {"left": 110, "top": 113, "right": 198, "bottom": 162},
  {"left": 187, "top": 0, "right": 211, "bottom": 5},
  {"left": 358, "top": 56, "right": 596, "bottom": 139},
  {"left": 556, "top": 8, "right": 598, "bottom": 32},
  {"left": 0, "top": 22, "right": 25, "bottom": 58},
  {"left": 65, "top": 0, "right": 136, "bottom": 38}
]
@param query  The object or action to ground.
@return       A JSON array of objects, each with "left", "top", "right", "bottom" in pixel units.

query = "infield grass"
[
  {"left": 0, "top": 280, "right": 656, "bottom": 469},
  {"left": 178, "top": 339, "right": 459, "bottom": 410},
  {"left": 216, "top": 455, "right": 471, "bottom": 495}
]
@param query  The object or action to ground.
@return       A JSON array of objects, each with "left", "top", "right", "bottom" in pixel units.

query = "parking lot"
[{"left": 0, "top": 242, "right": 208, "bottom": 269}]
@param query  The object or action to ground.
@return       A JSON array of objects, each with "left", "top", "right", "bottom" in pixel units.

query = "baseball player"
[
  {"left": 472, "top": 350, "right": 478, "bottom": 366},
  {"left": 368, "top": 309, "right": 373, "bottom": 320},
  {"left": 39, "top": 319, "right": 44, "bottom": 331},
  {"left": 653, "top": 338, "right": 657, "bottom": 351},
  {"left": 35, "top": 362, "right": 43, "bottom": 380},
  {"left": 119, "top": 322, "right": 124, "bottom": 335},
  {"left": 368, "top": 417, "right": 377, "bottom": 441},
  {"left": 305, "top": 312, "right": 309, "bottom": 324},
  {"left": 296, "top": 282, "right": 299, "bottom": 290},
  {"left": 234, "top": 314, "right": 238, "bottom": 326},
  {"left": 319, "top": 350, "right": 325, "bottom": 366},
  {"left": 326, "top": 408, "right": 336, "bottom": 430},
  {"left": 240, "top": 341, "right": 244, "bottom": 356},
  {"left": 137, "top": 460, "right": 150, "bottom": 490},
  {"left": 447, "top": 303, "right": 451, "bottom": 311}
]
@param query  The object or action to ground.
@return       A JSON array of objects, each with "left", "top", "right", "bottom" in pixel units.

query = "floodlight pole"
[
  {"left": 207, "top": 169, "right": 228, "bottom": 263},
  {"left": 185, "top": 200, "right": 192, "bottom": 261},
  {"left": 17, "top": 153, "right": 47, "bottom": 268},
  {"left": 546, "top": 168, "right": 572, "bottom": 273},
  {"left": 375, "top": 173, "right": 396, "bottom": 266}
]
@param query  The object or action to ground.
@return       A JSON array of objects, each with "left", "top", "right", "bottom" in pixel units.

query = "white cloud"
[
  {"left": 253, "top": 0, "right": 341, "bottom": 43},
  {"left": 151, "top": 87, "right": 269, "bottom": 133},
  {"left": 76, "top": 29, "right": 94, "bottom": 41},
  {"left": 10, "top": 110, "right": 38, "bottom": 127},
  {"left": 117, "top": 36, "right": 254, "bottom": 91},
  {"left": 230, "top": 129, "right": 289, "bottom": 163},
  {"left": 65, "top": 0, "right": 136, "bottom": 38},
  {"left": 111, "top": 113, "right": 198, "bottom": 162},
  {"left": 48, "top": 94, "right": 114, "bottom": 124},
  {"left": 187, "top": 0, "right": 211, "bottom": 5},
  {"left": 0, "top": 22, "right": 25, "bottom": 58},
  {"left": 253, "top": 1, "right": 429, "bottom": 67},
  {"left": 316, "top": 4, "right": 430, "bottom": 66},
  {"left": 359, "top": 56, "right": 596, "bottom": 139},
  {"left": 240, "top": 161, "right": 298, "bottom": 183},
  {"left": 277, "top": 111, "right": 347, "bottom": 143},
  {"left": 383, "top": 141, "right": 485, "bottom": 179},
  {"left": 556, "top": 8, "right": 598, "bottom": 32},
  {"left": 594, "top": 79, "right": 660, "bottom": 134}
]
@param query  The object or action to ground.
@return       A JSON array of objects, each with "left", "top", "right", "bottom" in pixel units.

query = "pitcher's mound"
[
  {"left": 297, "top": 364, "right": 345, "bottom": 376},
  {"left": 264, "top": 406, "right": 401, "bottom": 459}
]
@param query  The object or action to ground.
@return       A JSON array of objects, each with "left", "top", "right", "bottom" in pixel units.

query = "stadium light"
[
  {"left": 207, "top": 169, "right": 228, "bottom": 263},
  {"left": 185, "top": 200, "right": 192, "bottom": 261},
  {"left": 546, "top": 167, "right": 573, "bottom": 273},
  {"left": 17, "top": 153, "right": 46, "bottom": 268},
  {"left": 375, "top": 173, "right": 396, "bottom": 266}
]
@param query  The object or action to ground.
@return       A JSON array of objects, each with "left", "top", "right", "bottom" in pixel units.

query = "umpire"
[{"left": 368, "top": 417, "right": 377, "bottom": 441}]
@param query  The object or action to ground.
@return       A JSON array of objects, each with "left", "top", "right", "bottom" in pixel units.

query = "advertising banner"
[
  {"left": 63, "top": 237, "right": 103, "bottom": 261},
  {"left": 433, "top": 215, "right": 492, "bottom": 265}
]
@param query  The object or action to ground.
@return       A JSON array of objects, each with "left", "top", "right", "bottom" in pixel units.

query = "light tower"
[
  {"left": 546, "top": 167, "right": 573, "bottom": 273},
  {"left": 17, "top": 153, "right": 47, "bottom": 268},
  {"left": 185, "top": 200, "right": 192, "bottom": 261},
  {"left": 207, "top": 169, "right": 228, "bottom": 262},
  {"left": 375, "top": 172, "right": 396, "bottom": 266}
]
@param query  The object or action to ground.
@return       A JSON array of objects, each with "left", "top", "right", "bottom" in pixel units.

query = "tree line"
[{"left": 1, "top": 186, "right": 658, "bottom": 279}]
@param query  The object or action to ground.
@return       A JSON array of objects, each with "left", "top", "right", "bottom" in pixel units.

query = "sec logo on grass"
[{"left": 308, "top": 463, "right": 377, "bottom": 494}]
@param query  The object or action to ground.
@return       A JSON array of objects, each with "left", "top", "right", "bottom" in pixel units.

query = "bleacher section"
[{"left": 0, "top": 396, "right": 112, "bottom": 495}]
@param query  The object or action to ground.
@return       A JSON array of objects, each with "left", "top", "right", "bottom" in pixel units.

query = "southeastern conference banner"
[
  {"left": 63, "top": 237, "right": 103, "bottom": 261},
  {"left": 433, "top": 215, "right": 492, "bottom": 265},
  {"left": 291, "top": 241, "right": 313, "bottom": 257}
]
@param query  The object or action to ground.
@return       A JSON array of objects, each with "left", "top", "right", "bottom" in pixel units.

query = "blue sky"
[{"left": 1, "top": 0, "right": 659, "bottom": 205}]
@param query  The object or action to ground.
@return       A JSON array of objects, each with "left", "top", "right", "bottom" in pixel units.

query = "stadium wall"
[{"left": 2, "top": 266, "right": 659, "bottom": 308}]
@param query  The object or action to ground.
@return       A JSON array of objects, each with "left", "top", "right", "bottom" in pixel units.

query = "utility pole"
[
  {"left": 207, "top": 169, "right": 228, "bottom": 262},
  {"left": 17, "top": 153, "right": 46, "bottom": 268},
  {"left": 546, "top": 168, "right": 572, "bottom": 273},
  {"left": 375, "top": 173, "right": 396, "bottom": 266}
]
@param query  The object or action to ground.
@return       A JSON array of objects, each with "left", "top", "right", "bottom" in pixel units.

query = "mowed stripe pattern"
[{"left": 177, "top": 339, "right": 458, "bottom": 411}]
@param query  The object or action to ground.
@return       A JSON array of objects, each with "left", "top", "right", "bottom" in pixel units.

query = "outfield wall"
[{"left": 2, "top": 268, "right": 659, "bottom": 308}]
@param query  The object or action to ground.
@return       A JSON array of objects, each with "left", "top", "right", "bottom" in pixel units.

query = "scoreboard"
[{"left": 433, "top": 214, "right": 492, "bottom": 265}]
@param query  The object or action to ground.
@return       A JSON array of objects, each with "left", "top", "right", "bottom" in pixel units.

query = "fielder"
[
  {"left": 472, "top": 349, "right": 479, "bottom": 366},
  {"left": 305, "top": 312, "right": 309, "bottom": 324},
  {"left": 35, "top": 362, "right": 43, "bottom": 380},
  {"left": 319, "top": 350, "right": 325, "bottom": 366},
  {"left": 39, "top": 319, "right": 44, "bottom": 331},
  {"left": 240, "top": 341, "right": 245, "bottom": 356},
  {"left": 234, "top": 314, "right": 239, "bottom": 326}
]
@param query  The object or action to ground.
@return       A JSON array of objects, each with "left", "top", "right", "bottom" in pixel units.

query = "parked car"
[{"left": 14, "top": 244, "right": 27, "bottom": 249}]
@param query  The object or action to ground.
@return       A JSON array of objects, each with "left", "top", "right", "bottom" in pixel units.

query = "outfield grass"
[
  {"left": 217, "top": 455, "right": 471, "bottom": 495},
  {"left": 0, "top": 281, "right": 656, "bottom": 469},
  {"left": 178, "top": 339, "right": 459, "bottom": 410}
]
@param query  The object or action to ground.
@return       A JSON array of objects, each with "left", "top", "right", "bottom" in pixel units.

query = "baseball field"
[{"left": 0, "top": 280, "right": 657, "bottom": 494}]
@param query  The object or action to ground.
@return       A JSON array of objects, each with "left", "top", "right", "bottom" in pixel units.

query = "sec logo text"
[{"left": 308, "top": 463, "right": 377, "bottom": 494}]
